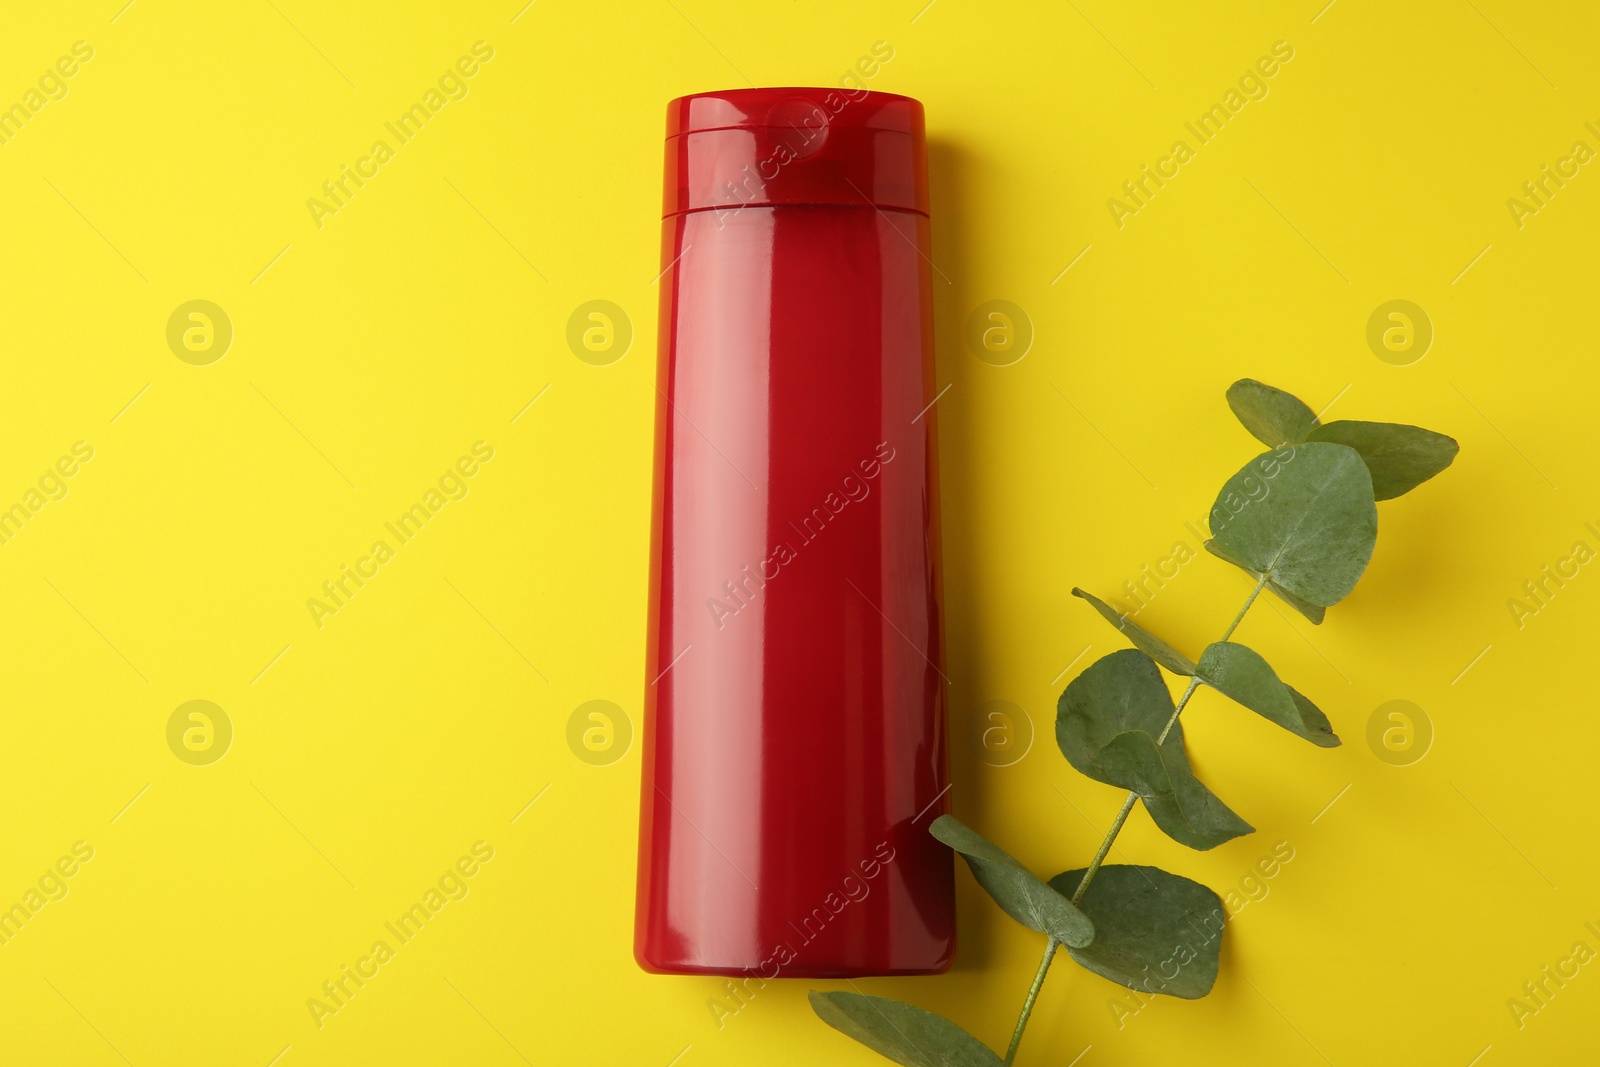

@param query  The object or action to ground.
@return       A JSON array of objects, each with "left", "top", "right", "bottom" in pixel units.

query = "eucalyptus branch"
[
  {"left": 809, "top": 379, "right": 1459, "bottom": 1066},
  {"left": 1071, "top": 571, "right": 1267, "bottom": 909}
]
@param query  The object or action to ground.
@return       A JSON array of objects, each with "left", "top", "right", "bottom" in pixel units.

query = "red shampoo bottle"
[{"left": 635, "top": 87, "right": 954, "bottom": 977}]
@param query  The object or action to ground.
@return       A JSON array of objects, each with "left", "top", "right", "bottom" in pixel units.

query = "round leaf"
[
  {"left": 809, "top": 991, "right": 1004, "bottom": 1067},
  {"left": 1226, "top": 379, "right": 1319, "bottom": 448},
  {"left": 1057, "top": 651, "right": 1253, "bottom": 850},
  {"left": 929, "top": 815, "right": 1095, "bottom": 947},
  {"left": 1072, "top": 588, "right": 1196, "bottom": 676},
  {"left": 1196, "top": 641, "right": 1339, "bottom": 747},
  {"left": 1049, "top": 865, "right": 1226, "bottom": 999},
  {"left": 1207, "top": 442, "right": 1377, "bottom": 608},
  {"left": 1305, "top": 419, "right": 1459, "bottom": 500}
]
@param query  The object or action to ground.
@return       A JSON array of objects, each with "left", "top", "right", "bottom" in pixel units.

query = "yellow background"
[{"left": 1, "top": 1, "right": 1594, "bottom": 1064}]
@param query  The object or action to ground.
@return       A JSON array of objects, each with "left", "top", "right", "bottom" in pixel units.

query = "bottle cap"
[{"left": 663, "top": 87, "right": 927, "bottom": 218}]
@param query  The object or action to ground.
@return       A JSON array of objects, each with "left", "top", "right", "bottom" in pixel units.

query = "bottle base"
[
  {"left": 634, "top": 945, "right": 955, "bottom": 979},
  {"left": 633, "top": 953, "right": 947, "bottom": 979}
]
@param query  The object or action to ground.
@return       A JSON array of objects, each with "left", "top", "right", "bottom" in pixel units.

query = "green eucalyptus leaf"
[
  {"left": 1226, "top": 379, "right": 1320, "bottom": 448},
  {"left": 1305, "top": 420, "right": 1459, "bottom": 500},
  {"left": 1097, "top": 733, "right": 1256, "bottom": 850},
  {"left": 808, "top": 991, "right": 1004, "bottom": 1067},
  {"left": 1057, "top": 650, "right": 1253, "bottom": 851},
  {"left": 1195, "top": 642, "right": 1339, "bottom": 747},
  {"left": 1056, "top": 650, "right": 1174, "bottom": 747},
  {"left": 1048, "top": 865, "right": 1227, "bottom": 999},
  {"left": 929, "top": 815, "right": 1094, "bottom": 947},
  {"left": 1202, "top": 539, "right": 1327, "bottom": 623},
  {"left": 1071, "top": 587, "right": 1196, "bottom": 676},
  {"left": 1207, "top": 442, "right": 1377, "bottom": 608}
]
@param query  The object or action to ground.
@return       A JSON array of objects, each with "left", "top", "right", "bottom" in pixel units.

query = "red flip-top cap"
[{"left": 663, "top": 87, "right": 928, "bottom": 218}]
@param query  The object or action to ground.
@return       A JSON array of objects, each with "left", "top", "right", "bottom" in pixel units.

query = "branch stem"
[
  {"left": 1004, "top": 938, "right": 1059, "bottom": 1064},
  {"left": 1070, "top": 791, "right": 1137, "bottom": 905},
  {"left": 1219, "top": 572, "right": 1269, "bottom": 643}
]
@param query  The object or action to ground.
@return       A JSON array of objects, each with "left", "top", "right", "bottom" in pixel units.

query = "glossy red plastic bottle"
[{"left": 635, "top": 87, "right": 954, "bottom": 978}]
